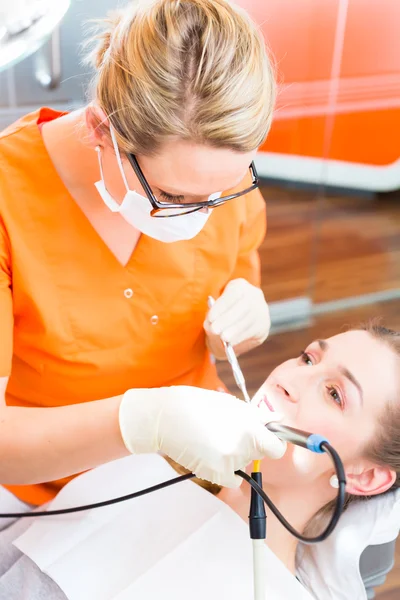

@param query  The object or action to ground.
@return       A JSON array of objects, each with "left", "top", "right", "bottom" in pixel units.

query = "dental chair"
[
  {"left": 8, "top": 454, "right": 400, "bottom": 600},
  {"left": 360, "top": 539, "right": 397, "bottom": 599}
]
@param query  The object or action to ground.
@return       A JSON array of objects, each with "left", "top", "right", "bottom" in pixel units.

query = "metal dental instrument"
[{"left": 207, "top": 296, "right": 251, "bottom": 403}]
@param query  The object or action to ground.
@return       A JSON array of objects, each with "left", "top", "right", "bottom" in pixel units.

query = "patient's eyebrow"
[
  {"left": 312, "top": 338, "right": 364, "bottom": 405},
  {"left": 339, "top": 367, "right": 364, "bottom": 406},
  {"left": 315, "top": 339, "right": 364, "bottom": 404}
]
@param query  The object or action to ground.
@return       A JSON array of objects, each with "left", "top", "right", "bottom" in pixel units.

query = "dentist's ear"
[
  {"left": 85, "top": 105, "right": 110, "bottom": 148},
  {"left": 345, "top": 462, "right": 396, "bottom": 496}
]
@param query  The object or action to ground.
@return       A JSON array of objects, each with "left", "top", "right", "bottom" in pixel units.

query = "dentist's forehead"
[{"left": 138, "top": 141, "right": 255, "bottom": 197}]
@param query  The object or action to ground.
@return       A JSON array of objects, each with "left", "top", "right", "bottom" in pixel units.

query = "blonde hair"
[{"left": 84, "top": 0, "right": 276, "bottom": 155}]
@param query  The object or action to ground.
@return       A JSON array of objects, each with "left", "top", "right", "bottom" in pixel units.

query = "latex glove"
[
  {"left": 204, "top": 279, "right": 271, "bottom": 357},
  {"left": 119, "top": 386, "right": 286, "bottom": 488}
]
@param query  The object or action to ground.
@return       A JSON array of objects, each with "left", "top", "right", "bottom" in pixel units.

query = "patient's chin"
[{"left": 291, "top": 445, "right": 319, "bottom": 475}]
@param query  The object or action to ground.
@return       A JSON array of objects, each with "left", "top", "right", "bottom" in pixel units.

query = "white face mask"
[{"left": 94, "top": 128, "right": 220, "bottom": 243}]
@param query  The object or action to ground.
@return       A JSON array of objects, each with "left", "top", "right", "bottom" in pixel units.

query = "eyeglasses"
[{"left": 126, "top": 154, "right": 260, "bottom": 218}]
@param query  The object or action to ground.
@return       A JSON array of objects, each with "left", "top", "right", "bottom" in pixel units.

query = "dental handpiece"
[
  {"left": 266, "top": 422, "right": 329, "bottom": 454},
  {"left": 207, "top": 296, "right": 251, "bottom": 403}
]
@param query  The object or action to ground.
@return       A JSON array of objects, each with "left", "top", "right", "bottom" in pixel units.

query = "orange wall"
[{"left": 236, "top": 0, "right": 400, "bottom": 167}]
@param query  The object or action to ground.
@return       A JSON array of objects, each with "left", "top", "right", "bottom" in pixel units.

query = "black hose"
[
  {"left": 0, "top": 442, "right": 346, "bottom": 544},
  {"left": 0, "top": 472, "right": 196, "bottom": 518},
  {"left": 237, "top": 442, "right": 346, "bottom": 544}
]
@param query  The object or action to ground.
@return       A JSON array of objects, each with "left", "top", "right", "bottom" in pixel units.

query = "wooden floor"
[
  {"left": 259, "top": 184, "right": 400, "bottom": 303},
  {"left": 217, "top": 299, "right": 400, "bottom": 598}
]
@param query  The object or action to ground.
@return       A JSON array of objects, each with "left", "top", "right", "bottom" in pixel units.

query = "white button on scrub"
[
  {"left": 124, "top": 288, "right": 134, "bottom": 299},
  {"left": 150, "top": 315, "right": 159, "bottom": 325}
]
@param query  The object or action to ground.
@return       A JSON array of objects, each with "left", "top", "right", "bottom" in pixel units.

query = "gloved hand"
[
  {"left": 119, "top": 386, "right": 286, "bottom": 487},
  {"left": 204, "top": 279, "right": 271, "bottom": 357}
]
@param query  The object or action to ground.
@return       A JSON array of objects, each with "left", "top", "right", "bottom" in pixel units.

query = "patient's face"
[{"left": 253, "top": 330, "right": 398, "bottom": 486}]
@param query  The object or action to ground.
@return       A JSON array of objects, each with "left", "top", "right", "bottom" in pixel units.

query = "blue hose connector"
[{"left": 306, "top": 434, "right": 329, "bottom": 454}]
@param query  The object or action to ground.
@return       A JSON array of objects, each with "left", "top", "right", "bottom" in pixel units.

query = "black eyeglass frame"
[{"left": 126, "top": 154, "right": 260, "bottom": 218}]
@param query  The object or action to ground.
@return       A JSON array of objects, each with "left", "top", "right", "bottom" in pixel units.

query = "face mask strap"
[
  {"left": 95, "top": 145, "right": 106, "bottom": 182},
  {"left": 109, "top": 126, "right": 131, "bottom": 193},
  {"left": 95, "top": 140, "right": 128, "bottom": 213}
]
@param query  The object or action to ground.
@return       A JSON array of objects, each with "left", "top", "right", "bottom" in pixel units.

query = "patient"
[
  {"left": 217, "top": 322, "right": 400, "bottom": 575},
  {"left": 0, "top": 322, "right": 399, "bottom": 599}
]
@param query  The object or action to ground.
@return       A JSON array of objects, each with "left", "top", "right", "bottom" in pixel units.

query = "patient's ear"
[{"left": 345, "top": 462, "right": 396, "bottom": 496}]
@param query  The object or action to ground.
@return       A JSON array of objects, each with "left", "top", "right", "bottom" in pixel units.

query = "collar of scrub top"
[{"left": 107, "top": 124, "right": 260, "bottom": 217}]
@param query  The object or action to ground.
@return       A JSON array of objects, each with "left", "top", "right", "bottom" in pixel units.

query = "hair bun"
[
  {"left": 84, "top": 10, "right": 123, "bottom": 70},
  {"left": 83, "top": 0, "right": 276, "bottom": 157}
]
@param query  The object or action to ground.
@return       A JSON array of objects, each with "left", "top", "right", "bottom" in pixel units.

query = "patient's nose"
[{"left": 277, "top": 383, "right": 298, "bottom": 404}]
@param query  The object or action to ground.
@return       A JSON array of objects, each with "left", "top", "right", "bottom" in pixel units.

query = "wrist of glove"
[
  {"left": 119, "top": 386, "right": 286, "bottom": 488},
  {"left": 204, "top": 279, "right": 271, "bottom": 351}
]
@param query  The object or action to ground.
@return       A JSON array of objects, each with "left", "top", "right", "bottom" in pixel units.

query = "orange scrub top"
[{"left": 0, "top": 108, "right": 267, "bottom": 505}]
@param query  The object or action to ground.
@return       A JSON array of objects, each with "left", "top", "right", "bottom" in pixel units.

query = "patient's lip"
[{"left": 257, "top": 394, "right": 275, "bottom": 412}]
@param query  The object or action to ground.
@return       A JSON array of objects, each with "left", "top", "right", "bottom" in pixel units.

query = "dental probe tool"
[{"left": 207, "top": 296, "right": 251, "bottom": 403}]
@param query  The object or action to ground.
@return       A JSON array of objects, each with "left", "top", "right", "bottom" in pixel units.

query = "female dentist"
[{"left": 0, "top": 0, "right": 285, "bottom": 511}]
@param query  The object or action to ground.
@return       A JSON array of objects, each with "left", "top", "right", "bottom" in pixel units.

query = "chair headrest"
[{"left": 296, "top": 488, "right": 400, "bottom": 599}]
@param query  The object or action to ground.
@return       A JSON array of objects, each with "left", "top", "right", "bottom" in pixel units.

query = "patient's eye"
[
  {"left": 327, "top": 385, "right": 343, "bottom": 409},
  {"left": 300, "top": 351, "right": 313, "bottom": 366}
]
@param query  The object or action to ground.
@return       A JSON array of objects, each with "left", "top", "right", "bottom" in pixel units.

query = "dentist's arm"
[
  {"left": 0, "top": 381, "right": 285, "bottom": 488},
  {"left": 0, "top": 377, "right": 127, "bottom": 485}
]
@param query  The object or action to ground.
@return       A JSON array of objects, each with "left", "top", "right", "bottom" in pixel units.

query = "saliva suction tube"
[
  {"left": 0, "top": 420, "right": 347, "bottom": 546},
  {"left": 239, "top": 421, "right": 347, "bottom": 545}
]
